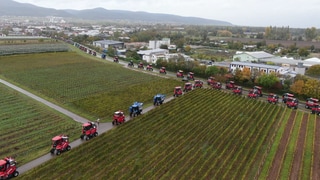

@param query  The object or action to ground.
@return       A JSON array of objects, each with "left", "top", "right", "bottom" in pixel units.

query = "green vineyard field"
[
  {"left": 0, "top": 84, "right": 81, "bottom": 165},
  {"left": 21, "top": 88, "right": 311, "bottom": 179},
  {"left": 0, "top": 52, "right": 183, "bottom": 121}
]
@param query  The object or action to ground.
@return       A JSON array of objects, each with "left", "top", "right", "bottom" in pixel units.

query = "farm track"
[
  {"left": 312, "top": 116, "right": 320, "bottom": 180},
  {"left": 289, "top": 113, "right": 308, "bottom": 180},
  {"left": 267, "top": 111, "right": 296, "bottom": 180}
]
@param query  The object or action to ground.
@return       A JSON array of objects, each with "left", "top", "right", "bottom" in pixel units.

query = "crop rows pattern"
[
  {"left": 0, "top": 84, "right": 80, "bottom": 165},
  {"left": 21, "top": 89, "right": 288, "bottom": 179},
  {"left": 0, "top": 52, "right": 183, "bottom": 120},
  {"left": 0, "top": 43, "right": 69, "bottom": 55}
]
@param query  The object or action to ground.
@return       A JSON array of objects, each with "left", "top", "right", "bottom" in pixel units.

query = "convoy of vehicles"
[{"left": 80, "top": 122, "right": 98, "bottom": 140}]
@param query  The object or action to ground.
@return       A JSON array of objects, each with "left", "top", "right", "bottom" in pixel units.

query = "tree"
[
  {"left": 298, "top": 47, "right": 310, "bottom": 57},
  {"left": 107, "top": 46, "right": 116, "bottom": 57},
  {"left": 290, "top": 80, "right": 305, "bottom": 95},
  {"left": 257, "top": 73, "right": 279, "bottom": 90},
  {"left": 306, "top": 65, "right": 320, "bottom": 77},
  {"left": 240, "top": 67, "right": 251, "bottom": 82},
  {"left": 305, "top": 27, "right": 317, "bottom": 41},
  {"left": 205, "top": 66, "right": 220, "bottom": 76},
  {"left": 303, "top": 79, "right": 320, "bottom": 98}
]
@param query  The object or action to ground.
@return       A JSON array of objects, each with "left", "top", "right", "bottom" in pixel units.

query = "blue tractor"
[
  {"left": 129, "top": 102, "right": 143, "bottom": 117},
  {"left": 153, "top": 94, "right": 165, "bottom": 106}
]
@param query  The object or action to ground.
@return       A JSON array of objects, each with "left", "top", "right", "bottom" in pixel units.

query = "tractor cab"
[
  {"left": 80, "top": 122, "right": 98, "bottom": 140},
  {"left": 159, "top": 67, "right": 166, "bottom": 74},
  {"left": 113, "top": 110, "right": 125, "bottom": 125},
  {"left": 207, "top": 76, "right": 215, "bottom": 85},
  {"left": 267, "top": 93, "right": 279, "bottom": 104},
  {"left": 187, "top": 72, "right": 195, "bottom": 80},
  {"left": 176, "top": 70, "right": 184, "bottom": 78},
  {"left": 184, "top": 82, "right": 193, "bottom": 92},
  {"left": 138, "top": 62, "right": 144, "bottom": 69},
  {"left": 50, "top": 134, "right": 71, "bottom": 155},
  {"left": 113, "top": 56, "right": 119, "bottom": 63},
  {"left": 174, "top": 86, "right": 183, "bottom": 97},
  {"left": 129, "top": 102, "right": 143, "bottom": 117},
  {"left": 286, "top": 97, "right": 299, "bottom": 109},
  {"left": 153, "top": 94, "right": 166, "bottom": 106},
  {"left": 0, "top": 157, "right": 19, "bottom": 179},
  {"left": 305, "top": 97, "right": 319, "bottom": 109},
  {"left": 212, "top": 82, "right": 222, "bottom": 90},
  {"left": 146, "top": 64, "right": 153, "bottom": 71},
  {"left": 282, "top": 93, "right": 294, "bottom": 103},
  {"left": 193, "top": 80, "right": 203, "bottom": 88},
  {"left": 226, "top": 81, "right": 235, "bottom": 89},
  {"left": 233, "top": 86, "right": 242, "bottom": 95},
  {"left": 253, "top": 86, "right": 263, "bottom": 97}
]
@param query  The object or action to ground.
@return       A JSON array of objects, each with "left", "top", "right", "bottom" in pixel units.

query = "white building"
[
  {"left": 233, "top": 51, "right": 275, "bottom": 62},
  {"left": 229, "top": 62, "right": 287, "bottom": 75},
  {"left": 137, "top": 49, "right": 169, "bottom": 64},
  {"left": 149, "top": 38, "right": 170, "bottom": 49}
]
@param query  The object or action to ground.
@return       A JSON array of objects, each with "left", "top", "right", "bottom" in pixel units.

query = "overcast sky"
[{"left": 13, "top": 0, "right": 320, "bottom": 28}]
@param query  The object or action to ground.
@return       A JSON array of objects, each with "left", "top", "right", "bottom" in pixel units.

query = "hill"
[{"left": 0, "top": 0, "right": 233, "bottom": 26}]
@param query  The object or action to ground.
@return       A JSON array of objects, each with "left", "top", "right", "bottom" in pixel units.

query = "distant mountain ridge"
[{"left": 0, "top": 0, "right": 233, "bottom": 26}]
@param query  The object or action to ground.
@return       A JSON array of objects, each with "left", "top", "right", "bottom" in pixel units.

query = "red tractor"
[
  {"left": 183, "top": 82, "right": 193, "bottom": 92},
  {"left": 80, "top": 122, "right": 98, "bottom": 140},
  {"left": 226, "top": 81, "right": 235, "bottom": 89},
  {"left": 187, "top": 72, "right": 195, "bottom": 80},
  {"left": 113, "top": 56, "right": 119, "bottom": 63},
  {"left": 248, "top": 89, "right": 259, "bottom": 98},
  {"left": 233, "top": 86, "right": 242, "bottom": 95},
  {"left": 253, "top": 86, "right": 263, "bottom": 97},
  {"left": 212, "top": 82, "right": 222, "bottom": 90},
  {"left": 282, "top": 93, "right": 294, "bottom": 103},
  {"left": 267, "top": 93, "right": 279, "bottom": 104},
  {"left": 159, "top": 67, "right": 167, "bottom": 74},
  {"left": 311, "top": 106, "right": 320, "bottom": 115},
  {"left": 0, "top": 157, "right": 19, "bottom": 179},
  {"left": 176, "top": 70, "right": 184, "bottom": 78},
  {"left": 50, "top": 134, "right": 71, "bottom": 155},
  {"left": 305, "top": 97, "right": 319, "bottom": 109},
  {"left": 173, "top": 86, "right": 183, "bottom": 97},
  {"left": 138, "top": 62, "right": 144, "bottom": 69},
  {"left": 286, "top": 97, "right": 299, "bottom": 109},
  {"left": 112, "top": 111, "right": 126, "bottom": 125},
  {"left": 207, "top": 76, "right": 215, "bottom": 85},
  {"left": 146, "top": 64, "right": 153, "bottom": 71},
  {"left": 193, "top": 80, "right": 203, "bottom": 88}
]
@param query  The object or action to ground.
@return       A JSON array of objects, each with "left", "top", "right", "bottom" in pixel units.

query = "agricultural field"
[
  {"left": 0, "top": 52, "right": 183, "bottom": 121},
  {"left": 0, "top": 83, "right": 80, "bottom": 166},
  {"left": 20, "top": 88, "right": 319, "bottom": 179},
  {"left": 0, "top": 43, "right": 69, "bottom": 55}
]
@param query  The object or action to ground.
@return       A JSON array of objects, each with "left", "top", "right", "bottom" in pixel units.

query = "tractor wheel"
[
  {"left": 312, "top": 111, "right": 315, "bottom": 114},
  {"left": 56, "top": 150, "right": 61, "bottom": 155},
  {"left": 50, "top": 149, "right": 55, "bottom": 154},
  {"left": 67, "top": 145, "right": 71, "bottom": 151},
  {"left": 13, "top": 171, "right": 19, "bottom": 177},
  {"left": 305, "top": 105, "right": 309, "bottom": 109},
  {"left": 273, "top": 101, "right": 277, "bottom": 105},
  {"left": 85, "top": 136, "right": 90, "bottom": 141},
  {"left": 80, "top": 134, "right": 84, "bottom": 140}
]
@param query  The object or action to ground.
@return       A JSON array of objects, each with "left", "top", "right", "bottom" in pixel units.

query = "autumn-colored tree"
[
  {"left": 240, "top": 67, "right": 251, "bottom": 82},
  {"left": 298, "top": 47, "right": 310, "bottom": 57},
  {"left": 290, "top": 80, "right": 305, "bottom": 95},
  {"left": 303, "top": 79, "right": 320, "bottom": 98}
]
